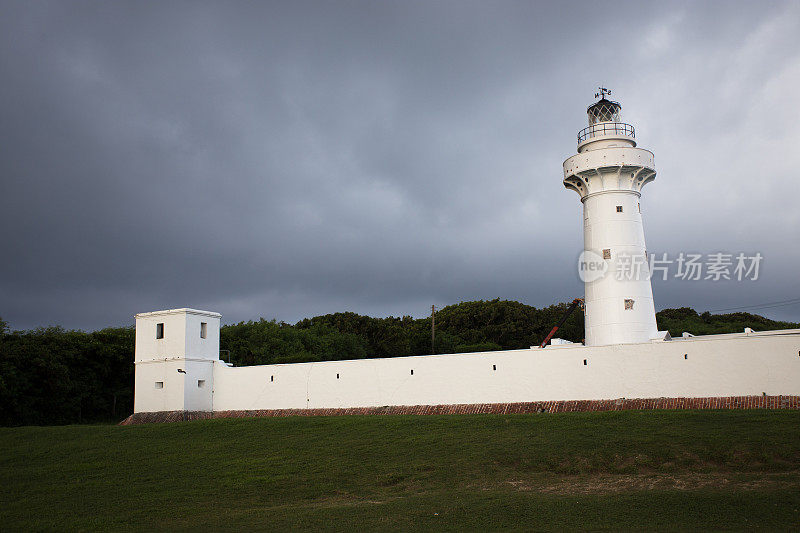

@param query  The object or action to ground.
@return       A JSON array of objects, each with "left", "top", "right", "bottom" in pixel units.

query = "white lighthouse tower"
[{"left": 563, "top": 89, "right": 659, "bottom": 346}]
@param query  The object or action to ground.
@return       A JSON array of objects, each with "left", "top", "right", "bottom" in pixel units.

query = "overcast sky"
[{"left": 2, "top": 1, "right": 799, "bottom": 331}]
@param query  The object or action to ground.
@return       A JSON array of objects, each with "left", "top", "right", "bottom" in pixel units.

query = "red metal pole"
[{"left": 539, "top": 298, "right": 583, "bottom": 348}]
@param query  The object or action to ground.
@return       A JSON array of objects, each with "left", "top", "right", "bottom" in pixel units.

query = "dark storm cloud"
[{"left": 1, "top": 0, "right": 799, "bottom": 330}]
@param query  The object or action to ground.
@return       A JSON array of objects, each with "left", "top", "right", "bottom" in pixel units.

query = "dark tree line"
[
  {"left": 222, "top": 299, "right": 586, "bottom": 366},
  {"left": 0, "top": 322, "right": 134, "bottom": 426},
  {"left": 1, "top": 301, "right": 797, "bottom": 426},
  {"left": 655, "top": 307, "right": 799, "bottom": 338}
]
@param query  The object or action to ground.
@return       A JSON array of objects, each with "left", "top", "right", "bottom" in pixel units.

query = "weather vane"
[{"left": 594, "top": 87, "right": 611, "bottom": 99}]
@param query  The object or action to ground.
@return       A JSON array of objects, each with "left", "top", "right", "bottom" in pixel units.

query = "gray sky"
[{"left": 2, "top": 0, "right": 799, "bottom": 331}]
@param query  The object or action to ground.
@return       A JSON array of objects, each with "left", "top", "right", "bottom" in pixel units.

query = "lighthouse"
[
  {"left": 563, "top": 89, "right": 659, "bottom": 346},
  {"left": 128, "top": 85, "right": 800, "bottom": 422}
]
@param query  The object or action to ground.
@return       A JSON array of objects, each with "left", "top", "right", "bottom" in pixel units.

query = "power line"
[
  {"left": 708, "top": 297, "right": 800, "bottom": 314},
  {"left": 709, "top": 300, "right": 800, "bottom": 313}
]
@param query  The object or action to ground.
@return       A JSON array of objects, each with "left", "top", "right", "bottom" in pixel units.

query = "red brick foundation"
[{"left": 119, "top": 395, "right": 800, "bottom": 425}]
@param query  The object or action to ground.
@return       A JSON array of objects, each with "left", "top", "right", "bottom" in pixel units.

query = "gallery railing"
[{"left": 578, "top": 122, "right": 635, "bottom": 143}]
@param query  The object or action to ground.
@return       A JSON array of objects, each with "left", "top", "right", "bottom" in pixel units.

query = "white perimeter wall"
[{"left": 208, "top": 330, "right": 800, "bottom": 412}]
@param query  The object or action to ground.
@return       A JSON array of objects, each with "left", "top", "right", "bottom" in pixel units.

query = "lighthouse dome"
[
  {"left": 587, "top": 98, "right": 621, "bottom": 124},
  {"left": 577, "top": 91, "right": 635, "bottom": 148}
]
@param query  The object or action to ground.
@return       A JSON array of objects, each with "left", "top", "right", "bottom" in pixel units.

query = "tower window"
[
  {"left": 638, "top": 202, "right": 641, "bottom": 213},
  {"left": 197, "top": 380, "right": 205, "bottom": 388},
  {"left": 155, "top": 381, "right": 164, "bottom": 389},
  {"left": 156, "top": 323, "right": 164, "bottom": 339},
  {"left": 603, "top": 248, "right": 611, "bottom": 259},
  {"left": 624, "top": 299, "right": 635, "bottom": 310},
  {"left": 616, "top": 205, "right": 623, "bottom": 213},
  {"left": 410, "top": 369, "right": 414, "bottom": 375},
  {"left": 200, "top": 322, "right": 207, "bottom": 339}
]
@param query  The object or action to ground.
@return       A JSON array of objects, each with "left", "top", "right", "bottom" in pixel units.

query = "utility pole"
[{"left": 431, "top": 304, "right": 435, "bottom": 354}]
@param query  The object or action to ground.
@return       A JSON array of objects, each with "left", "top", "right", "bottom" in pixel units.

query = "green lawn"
[{"left": 2, "top": 410, "right": 800, "bottom": 531}]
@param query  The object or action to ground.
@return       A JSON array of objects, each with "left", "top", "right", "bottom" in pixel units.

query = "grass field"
[{"left": 2, "top": 410, "right": 800, "bottom": 531}]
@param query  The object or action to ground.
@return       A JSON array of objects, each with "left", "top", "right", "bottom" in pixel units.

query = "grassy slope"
[{"left": 2, "top": 411, "right": 800, "bottom": 531}]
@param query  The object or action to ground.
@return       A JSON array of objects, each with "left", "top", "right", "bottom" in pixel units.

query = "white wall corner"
[{"left": 650, "top": 330, "right": 672, "bottom": 342}]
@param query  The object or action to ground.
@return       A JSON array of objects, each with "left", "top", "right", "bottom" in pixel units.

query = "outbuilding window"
[
  {"left": 156, "top": 323, "right": 164, "bottom": 339},
  {"left": 200, "top": 322, "right": 207, "bottom": 339}
]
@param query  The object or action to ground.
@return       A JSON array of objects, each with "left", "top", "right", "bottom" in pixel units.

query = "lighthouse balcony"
[
  {"left": 563, "top": 146, "right": 654, "bottom": 178},
  {"left": 578, "top": 122, "right": 635, "bottom": 144},
  {"left": 562, "top": 146, "right": 656, "bottom": 197}
]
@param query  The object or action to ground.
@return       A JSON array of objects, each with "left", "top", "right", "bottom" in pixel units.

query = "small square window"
[
  {"left": 624, "top": 299, "right": 635, "bottom": 310},
  {"left": 156, "top": 323, "right": 164, "bottom": 339},
  {"left": 616, "top": 205, "right": 623, "bottom": 213},
  {"left": 197, "top": 380, "right": 205, "bottom": 388},
  {"left": 602, "top": 248, "right": 611, "bottom": 259},
  {"left": 200, "top": 322, "right": 207, "bottom": 339},
  {"left": 155, "top": 381, "right": 164, "bottom": 389}
]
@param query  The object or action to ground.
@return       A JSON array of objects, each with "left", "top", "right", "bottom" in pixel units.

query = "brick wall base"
[{"left": 120, "top": 395, "right": 800, "bottom": 425}]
